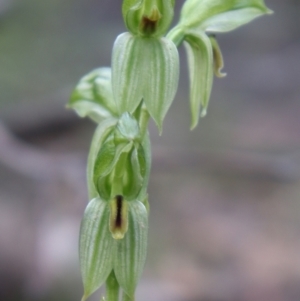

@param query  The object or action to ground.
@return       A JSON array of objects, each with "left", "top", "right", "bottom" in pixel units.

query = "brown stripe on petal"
[
  {"left": 115, "top": 195, "right": 123, "bottom": 228},
  {"left": 109, "top": 195, "right": 128, "bottom": 240}
]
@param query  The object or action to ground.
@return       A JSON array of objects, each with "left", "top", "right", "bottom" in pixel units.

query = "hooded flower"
[{"left": 167, "top": 0, "right": 272, "bottom": 129}]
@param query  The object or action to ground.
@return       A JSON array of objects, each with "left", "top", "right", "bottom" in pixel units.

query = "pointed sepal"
[
  {"left": 184, "top": 31, "right": 213, "bottom": 129},
  {"left": 79, "top": 198, "right": 114, "bottom": 300},
  {"left": 87, "top": 119, "right": 118, "bottom": 200},
  {"left": 114, "top": 201, "right": 148, "bottom": 298},
  {"left": 180, "top": 0, "right": 272, "bottom": 33}
]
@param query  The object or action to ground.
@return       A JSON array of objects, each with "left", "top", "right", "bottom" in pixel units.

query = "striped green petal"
[
  {"left": 142, "top": 36, "right": 179, "bottom": 133},
  {"left": 200, "top": 7, "right": 273, "bottom": 33},
  {"left": 87, "top": 119, "right": 118, "bottom": 200},
  {"left": 114, "top": 201, "right": 148, "bottom": 297},
  {"left": 112, "top": 33, "right": 144, "bottom": 115},
  {"left": 94, "top": 140, "right": 133, "bottom": 200},
  {"left": 79, "top": 198, "right": 114, "bottom": 301},
  {"left": 112, "top": 32, "right": 179, "bottom": 132},
  {"left": 137, "top": 130, "right": 151, "bottom": 201},
  {"left": 184, "top": 31, "right": 213, "bottom": 129},
  {"left": 180, "top": 0, "right": 272, "bottom": 31}
]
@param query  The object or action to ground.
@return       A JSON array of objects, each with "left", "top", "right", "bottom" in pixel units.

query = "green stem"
[
  {"left": 166, "top": 25, "right": 185, "bottom": 47},
  {"left": 138, "top": 105, "right": 150, "bottom": 139},
  {"left": 105, "top": 270, "right": 120, "bottom": 301},
  {"left": 122, "top": 292, "right": 134, "bottom": 301}
]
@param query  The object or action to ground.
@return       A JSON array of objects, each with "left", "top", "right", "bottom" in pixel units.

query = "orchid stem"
[{"left": 105, "top": 271, "right": 120, "bottom": 301}]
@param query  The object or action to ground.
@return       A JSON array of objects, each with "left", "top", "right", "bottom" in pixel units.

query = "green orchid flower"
[
  {"left": 112, "top": 32, "right": 179, "bottom": 133},
  {"left": 79, "top": 196, "right": 148, "bottom": 301},
  {"left": 93, "top": 113, "right": 147, "bottom": 202},
  {"left": 167, "top": 0, "right": 272, "bottom": 129},
  {"left": 67, "top": 1, "right": 272, "bottom": 300},
  {"left": 80, "top": 113, "right": 150, "bottom": 301}
]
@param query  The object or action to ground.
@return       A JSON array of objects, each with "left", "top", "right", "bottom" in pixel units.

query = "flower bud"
[
  {"left": 68, "top": 68, "right": 117, "bottom": 122},
  {"left": 122, "top": 0, "right": 175, "bottom": 37}
]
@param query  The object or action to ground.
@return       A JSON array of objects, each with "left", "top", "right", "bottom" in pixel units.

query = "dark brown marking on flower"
[
  {"left": 141, "top": 16, "right": 157, "bottom": 35},
  {"left": 115, "top": 195, "right": 123, "bottom": 228}
]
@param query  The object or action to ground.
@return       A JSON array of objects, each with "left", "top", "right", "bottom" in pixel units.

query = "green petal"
[
  {"left": 122, "top": 0, "right": 143, "bottom": 35},
  {"left": 180, "top": 0, "right": 272, "bottom": 32},
  {"left": 112, "top": 33, "right": 144, "bottom": 115},
  {"left": 115, "top": 112, "right": 140, "bottom": 143},
  {"left": 87, "top": 119, "right": 117, "bottom": 200},
  {"left": 79, "top": 198, "right": 114, "bottom": 300},
  {"left": 142, "top": 36, "right": 179, "bottom": 133},
  {"left": 114, "top": 201, "right": 148, "bottom": 297},
  {"left": 137, "top": 130, "right": 151, "bottom": 200},
  {"left": 184, "top": 31, "right": 213, "bottom": 129},
  {"left": 201, "top": 7, "right": 272, "bottom": 33},
  {"left": 68, "top": 68, "right": 117, "bottom": 122},
  {"left": 112, "top": 33, "right": 179, "bottom": 132},
  {"left": 122, "top": 145, "right": 146, "bottom": 200},
  {"left": 94, "top": 141, "right": 133, "bottom": 200},
  {"left": 209, "top": 36, "right": 226, "bottom": 78}
]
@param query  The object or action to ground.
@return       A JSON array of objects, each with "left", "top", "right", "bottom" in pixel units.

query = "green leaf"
[
  {"left": 184, "top": 31, "right": 213, "bottom": 129},
  {"left": 180, "top": 0, "right": 272, "bottom": 33},
  {"left": 112, "top": 33, "right": 179, "bottom": 132},
  {"left": 114, "top": 201, "right": 148, "bottom": 297},
  {"left": 68, "top": 68, "right": 117, "bottom": 122},
  {"left": 79, "top": 198, "right": 114, "bottom": 301}
]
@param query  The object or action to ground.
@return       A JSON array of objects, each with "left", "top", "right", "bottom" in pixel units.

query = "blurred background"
[{"left": 0, "top": 0, "right": 300, "bottom": 300}]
